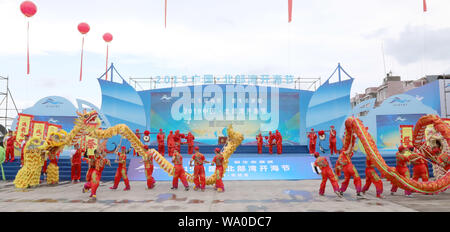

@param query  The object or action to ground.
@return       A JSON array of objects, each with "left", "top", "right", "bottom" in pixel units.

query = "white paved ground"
[{"left": 0, "top": 180, "right": 447, "bottom": 212}]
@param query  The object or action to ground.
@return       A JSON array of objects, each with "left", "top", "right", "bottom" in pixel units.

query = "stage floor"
[{"left": 0, "top": 180, "right": 448, "bottom": 212}]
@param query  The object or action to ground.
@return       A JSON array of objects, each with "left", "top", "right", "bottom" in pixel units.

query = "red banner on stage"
[
  {"left": 400, "top": 125, "right": 414, "bottom": 147},
  {"left": 30, "top": 121, "right": 48, "bottom": 141},
  {"left": 15, "top": 113, "right": 34, "bottom": 147}
]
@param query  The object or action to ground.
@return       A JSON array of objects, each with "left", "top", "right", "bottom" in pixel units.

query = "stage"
[{"left": 3, "top": 147, "right": 428, "bottom": 182}]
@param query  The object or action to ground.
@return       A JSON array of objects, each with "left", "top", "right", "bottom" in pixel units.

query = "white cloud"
[{"left": 1, "top": 0, "right": 450, "bottom": 111}]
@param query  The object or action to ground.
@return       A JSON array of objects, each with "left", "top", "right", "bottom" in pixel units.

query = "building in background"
[{"left": 351, "top": 72, "right": 450, "bottom": 116}]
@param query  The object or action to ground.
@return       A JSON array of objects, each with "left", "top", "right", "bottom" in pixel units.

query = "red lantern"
[
  {"left": 103, "top": 33, "right": 113, "bottom": 80},
  {"left": 20, "top": 1, "right": 37, "bottom": 75},
  {"left": 20, "top": 1, "right": 37, "bottom": 17},
  {"left": 78, "top": 23, "right": 90, "bottom": 81}
]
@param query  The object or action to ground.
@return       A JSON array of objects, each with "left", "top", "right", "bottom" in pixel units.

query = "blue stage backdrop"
[
  {"left": 127, "top": 155, "right": 327, "bottom": 181},
  {"left": 376, "top": 114, "right": 425, "bottom": 150},
  {"left": 138, "top": 85, "right": 304, "bottom": 145}
]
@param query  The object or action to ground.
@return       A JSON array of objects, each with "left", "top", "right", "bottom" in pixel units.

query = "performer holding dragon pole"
[
  {"left": 390, "top": 145, "right": 412, "bottom": 196},
  {"left": 313, "top": 152, "right": 341, "bottom": 197},
  {"left": 336, "top": 135, "right": 362, "bottom": 197},
  {"left": 362, "top": 155, "right": 384, "bottom": 198},
  {"left": 157, "top": 129, "right": 165, "bottom": 156},
  {"left": 171, "top": 150, "right": 189, "bottom": 191},
  {"left": 408, "top": 146, "right": 429, "bottom": 183},
  {"left": 211, "top": 148, "right": 225, "bottom": 192},
  {"left": 110, "top": 146, "right": 131, "bottom": 191},
  {"left": 140, "top": 145, "right": 155, "bottom": 189},
  {"left": 190, "top": 147, "right": 209, "bottom": 191},
  {"left": 83, "top": 149, "right": 103, "bottom": 199}
]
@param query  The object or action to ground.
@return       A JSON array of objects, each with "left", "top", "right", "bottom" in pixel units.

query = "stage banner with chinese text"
[
  {"left": 31, "top": 121, "right": 48, "bottom": 141},
  {"left": 85, "top": 136, "right": 98, "bottom": 156},
  {"left": 14, "top": 113, "right": 34, "bottom": 147},
  {"left": 400, "top": 125, "right": 414, "bottom": 147},
  {"left": 128, "top": 155, "right": 325, "bottom": 181}
]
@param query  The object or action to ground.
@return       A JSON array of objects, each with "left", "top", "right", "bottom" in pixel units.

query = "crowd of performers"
[
  {"left": 312, "top": 132, "right": 449, "bottom": 198},
  {"left": 255, "top": 130, "right": 283, "bottom": 155},
  {"left": 78, "top": 144, "right": 226, "bottom": 199},
  {"left": 2, "top": 128, "right": 227, "bottom": 200}
]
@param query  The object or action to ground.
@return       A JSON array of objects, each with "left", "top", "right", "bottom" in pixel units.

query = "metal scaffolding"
[
  {"left": 0, "top": 75, "right": 20, "bottom": 130},
  {"left": 128, "top": 75, "right": 322, "bottom": 92}
]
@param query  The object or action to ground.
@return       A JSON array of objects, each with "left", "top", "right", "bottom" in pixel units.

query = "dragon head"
[{"left": 75, "top": 109, "right": 99, "bottom": 128}]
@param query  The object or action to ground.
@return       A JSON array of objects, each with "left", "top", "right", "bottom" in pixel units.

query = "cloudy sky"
[{"left": 1, "top": 0, "right": 450, "bottom": 118}]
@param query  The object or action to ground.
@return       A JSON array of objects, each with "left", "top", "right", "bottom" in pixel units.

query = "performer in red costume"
[
  {"left": 174, "top": 130, "right": 186, "bottom": 153},
  {"left": 186, "top": 132, "right": 195, "bottom": 155},
  {"left": 82, "top": 150, "right": 99, "bottom": 198},
  {"left": 390, "top": 145, "right": 412, "bottom": 196},
  {"left": 275, "top": 130, "right": 282, "bottom": 155},
  {"left": 256, "top": 133, "right": 263, "bottom": 154},
  {"left": 307, "top": 129, "right": 317, "bottom": 154},
  {"left": 167, "top": 131, "right": 175, "bottom": 157},
  {"left": 337, "top": 151, "right": 362, "bottom": 196},
  {"left": 265, "top": 131, "right": 276, "bottom": 155},
  {"left": 141, "top": 145, "right": 155, "bottom": 189},
  {"left": 435, "top": 147, "right": 450, "bottom": 171},
  {"left": 110, "top": 146, "right": 131, "bottom": 191},
  {"left": 211, "top": 148, "right": 225, "bottom": 192},
  {"left": 70, "top": 144, "right": 83, "bottom": 183},
  {"left": 408, "top": 146, "right": 429, "bottom": 182},
  {"left": 190, "top": 147, "right": 209, "bottom": 191},
  {"left": 133, "top": 129, "right": 141, "bottom": 157},
  {"left": 329, "top": 125, "right": 337, "bottom": 155},
  {"left": 5, "top": 132, "right": 16, "bottom": 163},
  {"left": 171, "top": 150, "right": 189, "bottom": 191},
  {"left": 157, "top": 129, "right": 165, "bottom": 156},
  {"left": 84, "top": 150, "right": 95, "bottom": 185},
  {"left": 313, "top": 152, "right": 341, "bottom": 197},
  {"left": 362, "top": 155, "right": 384, "bottom": 198},
  {"left": 5, "top": 131, "right": 15, "bottom": 162},
  {"left": 97, "top": 149, "right": 111, "bottom": 180}
]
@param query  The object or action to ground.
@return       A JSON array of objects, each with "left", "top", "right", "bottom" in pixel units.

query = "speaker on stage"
[{"left": 218, "top": 136, "right": 228, "bottom": 145}]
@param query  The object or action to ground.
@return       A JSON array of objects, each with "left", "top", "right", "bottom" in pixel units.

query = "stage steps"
[
  {"left": 0, "top": 154, "right": 435, "bottom": 181},
  {"left": 0, "top": 159, "right": 130, "bottom": 182}
]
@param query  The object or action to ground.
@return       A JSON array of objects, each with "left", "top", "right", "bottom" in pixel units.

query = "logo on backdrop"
[
  {"left": 169, "top": 85, "right": 280, "bottom": 131},
  {"left": 389, "top": 97, "right": 410, "bottom": 106},
  {"left": 41, "top": 98, "right": 63, "bottom": 108}
]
